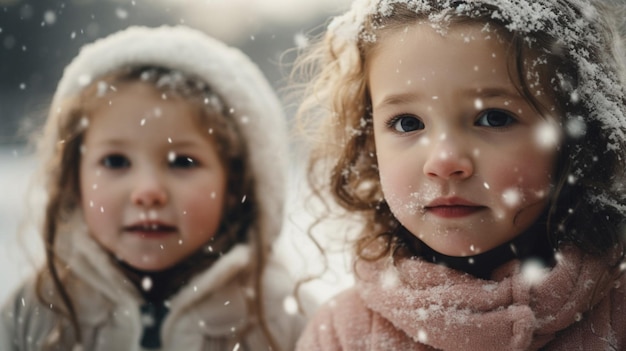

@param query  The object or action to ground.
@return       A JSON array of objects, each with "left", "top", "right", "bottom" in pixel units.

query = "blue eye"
[
  {"left": 475, "top": 109, "right": 516, "bottom": 127},
  {"left": 390, "top": 115, "right": 425, "bottom": 132},
  {"left": 170, "top": 155, "right": 197, "bottom": 168},
  {"left": 102, "top": 154, "right": 130, "bottom": 169}
]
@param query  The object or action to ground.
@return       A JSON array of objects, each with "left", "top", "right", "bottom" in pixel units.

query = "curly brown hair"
[{"left": 293, "top": 0, "right": 626, "bottom": 263}]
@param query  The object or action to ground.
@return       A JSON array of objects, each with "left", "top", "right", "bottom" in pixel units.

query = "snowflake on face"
[{"left": 330, "top": 0, "right": 626, "bottom": 212}]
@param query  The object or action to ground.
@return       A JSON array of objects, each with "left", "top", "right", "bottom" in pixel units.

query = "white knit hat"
[{"left": 50, "top": 25, "right": 288, "bottom": 249}]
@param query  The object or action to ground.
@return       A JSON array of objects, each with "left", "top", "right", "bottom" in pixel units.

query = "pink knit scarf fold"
[{"left": 356, "top": 245, "right": 621, "bottom": 351}]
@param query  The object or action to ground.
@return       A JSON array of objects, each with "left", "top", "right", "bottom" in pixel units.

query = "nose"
[
  {"left": 130, "top": 175, "right": 168, "bottom": 207},
  {"left": 423, "top": 136, "right": 474, "bottom": 180}
]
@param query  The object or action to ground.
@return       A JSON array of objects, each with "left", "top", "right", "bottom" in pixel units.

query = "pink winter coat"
[{"left": 297, "top": 245, "right": 626, "bottom": 350}]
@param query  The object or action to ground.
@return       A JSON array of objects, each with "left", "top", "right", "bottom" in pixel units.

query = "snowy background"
[{"left": 0, "top": 0, "right": 354, "bottom": 305}]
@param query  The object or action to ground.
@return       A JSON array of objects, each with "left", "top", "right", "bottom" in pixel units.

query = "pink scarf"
[{"left": 356, "top": 245, "right": 622, "bottom": 351}]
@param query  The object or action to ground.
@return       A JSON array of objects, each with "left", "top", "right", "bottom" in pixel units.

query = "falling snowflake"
[
  {"left": 115, "top": 7, "right": 129, "bottom": 19},
  {"left": 141, "top": 276, "right": 153, "bottom": 291},
  {"left": 417, "top": 329, "right": 428, "bottom": 343},
  {"left": 168, "top": 151, "right": 176, "bottom": 162},
  {"left": 294, "top": 32, "right": 309, "bottom": 49},
  {"left": 501, "top": 188, "right": 520, "bottom": 207},
  {"left": 43, "top": 10, "right": 56, "bottom": 25},
  {"left": 521, "top": 259, "right": 547, "bottom": 286},
  {"left": 534, "top": 122, "right": 559, "bottom": 149},
  {"left": 283, "top": 295, "right": 299, "bottom": 315}
]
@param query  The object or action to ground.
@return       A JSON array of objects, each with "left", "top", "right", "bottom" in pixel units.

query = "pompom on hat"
[{"left": 47, "top": 25, "right": 288, "bottom": 249}]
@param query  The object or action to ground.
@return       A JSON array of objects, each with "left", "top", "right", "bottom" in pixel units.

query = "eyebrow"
[
  {"left": 164, "top": 139, "right": 208, "bottom": 149},
  {"left": 373, "top": 86, "right": 521, "bottom": 110},
  {"left": 90, "top": 137, "right": 206, "bottom": 146},
  {"left": 88, "top": 138, "right": 128, "bottom": 147},
  {"left": 468, "top": 86, "right": 521, "bottom": 99},
  {"left": 373, "top": 92, "right": 421, "bottom": 110}
]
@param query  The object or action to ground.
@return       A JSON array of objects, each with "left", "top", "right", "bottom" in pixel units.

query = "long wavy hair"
[
  {"left": 293, "top": 0, "right": 626, "bottom": 263},
  {"left": 35, "top": 66, "right": 280, "bottom": 350}
]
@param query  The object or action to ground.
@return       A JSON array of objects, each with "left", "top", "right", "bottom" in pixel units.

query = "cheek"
[
  {"left": 185, "top": 191, "right": 224, "bottom": 214},
  {"left": 79, "top": 166, "right": 105, "bottom": 206},
  {"left": 80, "top": 193, "right": 117, "bottom": 246},
  {"left": 378, "top": 159, "right": 426, "bottom": 217},
  {"left": 178, "top": 184, "right": 226, "bottom": 231},
  {"left": 80, "top": 179, "right": 104, "bottom": 216},
  {"left": 485, "top": 153, "right": 554, "bottom": 210}
]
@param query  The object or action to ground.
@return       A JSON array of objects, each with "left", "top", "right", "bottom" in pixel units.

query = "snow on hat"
[{"left": 50, "top": 25, "right": 288, "bottom": 248}]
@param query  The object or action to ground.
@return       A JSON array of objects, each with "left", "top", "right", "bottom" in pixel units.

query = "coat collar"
[{"left": 57, "top": 222, "right": 254, "bottom": 337}]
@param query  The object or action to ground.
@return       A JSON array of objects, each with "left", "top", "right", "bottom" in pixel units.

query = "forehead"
[
  {"left": 375, "top": 21, "right": 507, "bottom": 61},
  {"left": 368, "top": 22, "right": 518, "bottom": 100},
  {"left": 90, "top": 79, "right": 203, "bottom": 117},
  {"left": 84, "top": 81, "right": 205, "bottom": 137}
]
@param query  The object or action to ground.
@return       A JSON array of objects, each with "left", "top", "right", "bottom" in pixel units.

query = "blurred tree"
[{"left": 0, "top": 0, "right": 180, "bottom": 144}]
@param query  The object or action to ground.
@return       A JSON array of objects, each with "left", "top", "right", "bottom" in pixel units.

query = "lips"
[
  {"left": 424, "top": 197, "right": 486, "bottom": 218},
  {"left": 123, "top": 221, "right": 177, "bottom": 238}
]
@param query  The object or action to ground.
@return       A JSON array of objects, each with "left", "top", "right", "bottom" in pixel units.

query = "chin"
[
  {"left": 426, "top": 240, "right": 490, "bottom": 257},
  {"left": 124, "top": 257, "right": 175, "bottom": 272}
]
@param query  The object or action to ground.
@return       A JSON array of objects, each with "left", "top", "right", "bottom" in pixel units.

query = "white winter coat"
[{"left": 0, "top": 231, "right": 305, "bottom": 350}]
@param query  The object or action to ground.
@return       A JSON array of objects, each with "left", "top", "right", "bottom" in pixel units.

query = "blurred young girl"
[
  {"left": 294, "top": 0, "right": 626, "bottom": 349},
  {"left": 0, "top": 26, "right": 305, "bottom": 350}
]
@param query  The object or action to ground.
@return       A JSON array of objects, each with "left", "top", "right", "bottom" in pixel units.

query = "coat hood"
[{"left": 48, "top": 25, "right": 287, "bottom": 249}]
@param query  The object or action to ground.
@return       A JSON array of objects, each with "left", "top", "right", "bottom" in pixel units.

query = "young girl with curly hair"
[{"left": 294, "top": 0, "right": 626, "bottom": 349}]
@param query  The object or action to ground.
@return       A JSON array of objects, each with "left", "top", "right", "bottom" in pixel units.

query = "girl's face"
[
  {"left": 369, "top": 23, "right": 560, "bottom": 257},
  {"left": 80, "top": 81, "right": 227, "bottom": 271}
]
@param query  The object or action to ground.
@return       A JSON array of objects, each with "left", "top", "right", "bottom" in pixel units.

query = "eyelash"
[
  {"left": 99, "top": 154, "right": 200, "bottom": 169},
  {"left": 101, "top": 154, "right": 130, "bottom": 169},
  {"left": 169, "top": 155, "right": 198, "bottom": 168},
  {"left": 474, "top": 109, "right": 518, "bottom": 129},
  {"left": 386, "top": 114, "right": 424, "bottom": 133},
  {"left": 385, "top": 109, "right": 518, "bottom": 133}
]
